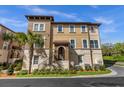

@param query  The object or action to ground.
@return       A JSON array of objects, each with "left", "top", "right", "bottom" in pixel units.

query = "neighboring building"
[
  {"left": 23, "top": 15, "right": 103, "bottom": 71},
  {"left": 0, "top": 24, "right": 21, "bottom": 63}
]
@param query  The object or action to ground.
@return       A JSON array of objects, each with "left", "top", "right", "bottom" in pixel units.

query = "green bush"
[
  {"left": 2, "top": 63, "right": 10, "bottom": 70},
  {"left": 32, "top": 69, "right": 38, "bottom": 75},
  {"left": 31, "top": 68, "right": 77, "bottom": 75},
  {"left": 94, "top": 65, "right": 100, "bottom": 71},
  {"left": 19, "top": 70, "right": 28, "bottom": 75},
  {"left": 0, "top": 66, "right": 2, "bottom": 73},
  {"left": 69, "top": 70, "right": 77, "bottom": 74},
  {"left": 75, "top": 66, "right": 84, "bottom": 71},
  {"left": 14, "top": 63, "right": 22, "bottom": 71},
  {"left": 7, "top": 65, "right": 14, "bottom": 75},
  {"left": 99, "top": 65, "right": 106, "bottom": 71},
  {"left": 13, "top": 60, "right": 23, "bottom": 71},
  {"left": 85, "top": 64, "right": 92, "bottom": 71}
]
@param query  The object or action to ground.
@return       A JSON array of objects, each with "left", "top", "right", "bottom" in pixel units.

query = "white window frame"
[
  {"left": 90, "top": 40, "right": 99, "bottom": 48},
  {"left": 80, "top": 25, "right": 87, "bottom": 32},
  {"left": 69, "top": 38, "right": 76, "bottom": 48},
  {"left": 69, "top": 25, "right": 75, "bottom": 32},
  {"left": 33, "top": 55, "right": 39, "bottom": 65},
  {"left": 57, "top": 25, "right": 63, "bottom": 32},
  {"left": 33, "top": 23, "right": 45, "bottom": 31}
]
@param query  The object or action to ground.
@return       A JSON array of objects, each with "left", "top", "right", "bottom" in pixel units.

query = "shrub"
[
  {"left": 13, "top": 60, "right": 23, "bottom": 71},
  {"left": 74, "top": 65, "right": 83, "bottom": 71},
  {"left": 19, "top": 70, "right": 28, "bottom": 75},
  {"left": 94, "top": 65, "right": 100, "bottom": 71},
  {"left": 32, "top": 69, "right": 38, "bottom": 75},
  {"left": 7, "top": 65, "right": 14, "bottom": 75},
  {"left": 99, "top": 65, "right": 106, "bottom": 71},
  {"left": 2, "top": 63, "right": 10, "bottom": 70},
  {"left": 85, "top": 64, "right": 92, "bottom": 71},
  {"left": 14, "top": 63, "right": 22, "bottom": 71},
  {"left": 69, "top": 70, "right": 77, "bottom": 74},
  {"left": 0, "top": 66, "right": 2, "bottom": 73}
]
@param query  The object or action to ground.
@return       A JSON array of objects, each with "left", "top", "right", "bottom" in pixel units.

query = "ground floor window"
[
  {"left": 33, "top": 55, "right": 39, "bottom": 64},
  {"left": 78, "top": 55, "right": 83, "bottom": 64}
]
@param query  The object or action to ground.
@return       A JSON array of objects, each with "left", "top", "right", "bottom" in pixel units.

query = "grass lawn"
[
  {"left": 16, "top": 69, "right": 111, "bottom": 77},
  {"left": 103, "top": 56, "right": 124, "bottom": 62}
]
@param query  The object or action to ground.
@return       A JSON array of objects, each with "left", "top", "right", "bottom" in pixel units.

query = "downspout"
[{"left": 87, "top": 26, "right": 94, "bottom": 69}]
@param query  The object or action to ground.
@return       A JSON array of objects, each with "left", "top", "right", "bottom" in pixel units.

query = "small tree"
[{"left": 15, "top": 31, "right": 44, "bottom": 74}]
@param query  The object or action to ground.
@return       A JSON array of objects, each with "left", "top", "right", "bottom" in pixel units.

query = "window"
[
  {"left": 39, "top": 24, "right": 44, "bottom": 31},
  {"left": 83, "top": 40, "right": 87, "bottom": 48},
  {"left": 69, "top": 25, "right": 75, "bottom": 32},
  {"left": 81, "top": 25, "right": 86, "bottom": 32},
  {"left": 33, "top": 23, "right": 45, "bottom": 31},
  {"left": 2, "top": 42, "right": 8, "bottom": 49},
  {"left": 70, "top": 39, "right": 76, "bottom": 48},
  {"left": 34, "top": 24, "right": 39, "bottom": 31},
  {"left": 90, "top": 40, "right": 99, "bottom": 48},
  {"left": 58, "top": 25, "right": 63, "bottom": 32},
  {"left": 34, "top": 43, "right": 41, "bottom": 48},
  {"left": 78, "top": 55, "right": 83, "bottom": 64},
  {"left": 94, "top": 40, "right": 98, "bottom": 48},
  {"left": 33, "top": 56, "right": 39, "bottom": 64},
  {"left": 90, "top": 40, "right": 94, "bottom": 48},
  {"left": 90, "top": 26, "right": 95, "bottom": 33}
]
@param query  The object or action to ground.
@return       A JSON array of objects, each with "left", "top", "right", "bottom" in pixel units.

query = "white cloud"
[
  {"left": 102, "top": 27, "right": 116, "bottom": 33},
  {"left": 21, "top": 6, "right": 82, "bottom": 21},
  {"left": 0, "top": 17, "right": 27, "bottom": 28},
  {"left": 94, "top": 17, "right": 114, "bottom": 25},
  {"left": 94, "top": 16, "right": 117, "bottom": 33}
]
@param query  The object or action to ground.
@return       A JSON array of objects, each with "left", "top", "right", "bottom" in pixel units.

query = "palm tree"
[
  {"left": 27, "top": 32, "right": 44, "bottom": 74},
  {"left": 2, "top": 32, "right": 15, "bottom": 63},
  {"left": 16, "top": 32, "right": 44, "bottom": 74}
]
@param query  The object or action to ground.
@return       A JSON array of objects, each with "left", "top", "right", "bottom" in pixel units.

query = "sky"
[{"left": 0, "top": 5, "right": 124, "bottom": 44}]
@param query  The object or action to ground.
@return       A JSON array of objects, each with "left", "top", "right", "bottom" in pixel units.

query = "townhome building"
[
  {"left": 0, "top": 24, "right": 21, "bottom": 63},
  {"left": 23, "top": 15, "right": 103, "bottom": 71}
]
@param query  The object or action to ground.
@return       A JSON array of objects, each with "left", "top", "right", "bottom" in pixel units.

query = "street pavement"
[{"left": 0, "top": 65, "right": 124, "bottom": 87}]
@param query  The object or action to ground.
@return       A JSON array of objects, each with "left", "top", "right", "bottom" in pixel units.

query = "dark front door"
[{"left": 58, "top": 47, "right": 65, "bottom": 60}]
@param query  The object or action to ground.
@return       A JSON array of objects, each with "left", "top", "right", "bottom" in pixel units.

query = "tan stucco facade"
[{"left": 23, "top": 15, "right": 103, "bottom": 71}]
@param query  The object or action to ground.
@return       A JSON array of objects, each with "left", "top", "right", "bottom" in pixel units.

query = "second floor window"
[
  {"left": 70, "top": 39, "right": 76, "bottom": 48},
  {"left": 90, "top": 26, "right": 95, "bottom": 33},
  {"left": 83, "top": 40, "right": 88, "bottom": 48},
  {"left": 58, "top": 25, "right": 63, "bottom": 32},
  {"left": 90, "top": 40, "right": 99, "bottom": 48},
  {"left": 69, "top": 25, "right": 75, "bottom": 32},
  {"left": 81, "top": 25, "right": 86, "bottom": 32},
  {"left": 33, "top": 55, "right": 39, "bottom": 64},
  {"left": 33, "top": 23, "right": 45, "bottom": 31},
  {"left": 34, "top": 24, "right": 39, "bottom": 31}
]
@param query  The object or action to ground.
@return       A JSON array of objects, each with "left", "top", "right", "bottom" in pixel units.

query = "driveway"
[{"left": 108, "top": 65, "right": 124, "bottom": 77}]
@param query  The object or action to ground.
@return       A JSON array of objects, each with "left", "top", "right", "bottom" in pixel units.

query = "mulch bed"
[{"left": 0, "top": 73, "right": 16, "bottom": 77}]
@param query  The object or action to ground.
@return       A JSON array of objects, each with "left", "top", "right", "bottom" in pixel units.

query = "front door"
[{"left": 58, "top": 47, "right": 65, "bottom": 60}]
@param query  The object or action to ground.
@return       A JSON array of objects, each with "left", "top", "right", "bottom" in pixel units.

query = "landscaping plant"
[{"left": 7, "top": 65, "right": 14, "bottom": 75}]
